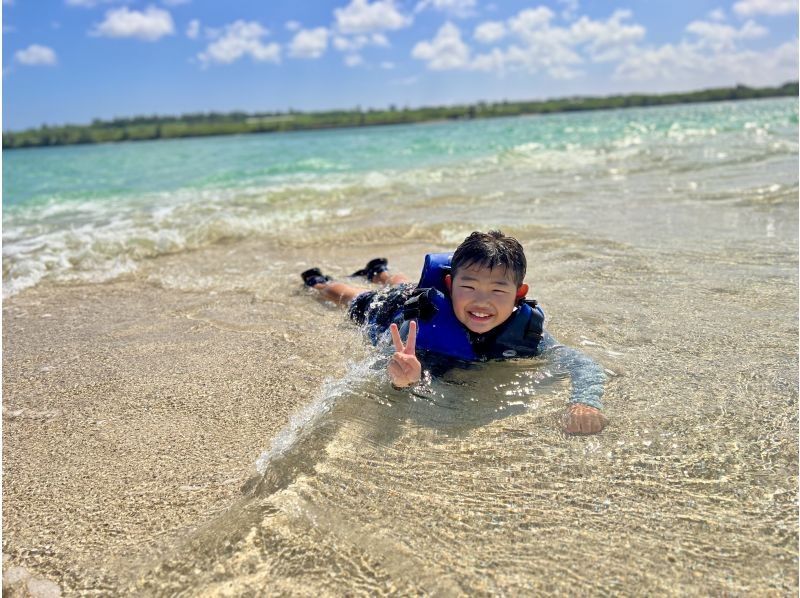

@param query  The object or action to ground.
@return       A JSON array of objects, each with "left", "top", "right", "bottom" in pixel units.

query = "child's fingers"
[
  {"left": 389, "top": 355, "right": 414, "bottom": 385},
  {"left": 388, "top": 359, "right": 404, "bottom": 379},
  {"left": 404, "top": 320, "right": 417, "bottom": 354},
  {"left": 389, "top": 323, "right": 405, "bottom": 352},
  {"left": 392, "top": 353, "right": 411, "bottom": 376}
]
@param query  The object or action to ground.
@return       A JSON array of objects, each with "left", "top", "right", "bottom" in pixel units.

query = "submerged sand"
[
  {"left": 2, "top": 242, "right": 372, "bottom": 594},
  {"left": 3, "top": 227, "right": 798, "bottom": 595},
  {"left": 4, "top": 99, "right": 799, "bottom": 596}
]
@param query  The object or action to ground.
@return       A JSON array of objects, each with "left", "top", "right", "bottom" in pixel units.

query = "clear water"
[
  {"left": 3, "top": 98, "right": 797, "bottom": 594},
  {"left": 4, "top": 99, "right": 796, "bottom": 297}
]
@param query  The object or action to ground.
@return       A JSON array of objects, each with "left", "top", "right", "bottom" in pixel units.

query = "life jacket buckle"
[{"left": 403, "top": 288, "right": 438, "bottom": 321}]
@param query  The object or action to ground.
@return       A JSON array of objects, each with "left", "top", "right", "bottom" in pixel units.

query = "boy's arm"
[{"left": 538, "top": 332, "right": 608, "bottom": 434}]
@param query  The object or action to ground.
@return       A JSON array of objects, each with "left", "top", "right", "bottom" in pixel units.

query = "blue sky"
[{"left": 2, "top": 0, "right": 798, "bottom": 131}]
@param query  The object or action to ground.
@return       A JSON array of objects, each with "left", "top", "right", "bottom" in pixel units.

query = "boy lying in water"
[{"left": 302, "top": 230, "right": 607, "bottom": 435}]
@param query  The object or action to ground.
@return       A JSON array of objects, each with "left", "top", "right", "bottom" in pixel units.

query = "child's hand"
[
  {"left": 562, "top": 404, "right": 608, "bottom": 434},
  {"left": 388, "top": 321, "right": 421, "bottom": 388}
]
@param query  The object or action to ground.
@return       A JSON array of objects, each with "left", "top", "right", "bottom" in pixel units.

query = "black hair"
[{"left": 451, "top": 230, "right": 527, "bottom": 286}]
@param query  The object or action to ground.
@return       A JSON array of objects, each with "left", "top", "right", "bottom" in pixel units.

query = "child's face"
[{"left": 449, "top": 264, "right": 521, "bottom": 334}]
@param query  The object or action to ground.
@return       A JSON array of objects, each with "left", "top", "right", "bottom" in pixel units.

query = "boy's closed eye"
[{"left": 457, "top": 284, "right": 510, "bottom": 293}]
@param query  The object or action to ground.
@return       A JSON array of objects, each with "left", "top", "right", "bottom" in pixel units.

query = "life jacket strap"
[
  {"left": 402, "top": 288, "right": 438, "bottom": 321},
  {"left": 521, "top": 299, "right": 544, "bottom": 340}
]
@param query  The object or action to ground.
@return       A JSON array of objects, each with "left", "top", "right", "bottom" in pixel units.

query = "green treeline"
[{"left": 4, "top": 81, "right": 797, "bottom": 149}]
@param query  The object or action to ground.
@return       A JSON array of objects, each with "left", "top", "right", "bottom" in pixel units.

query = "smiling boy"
[{"left": 302, "top": 230, "right": 608, "bottom": 435}]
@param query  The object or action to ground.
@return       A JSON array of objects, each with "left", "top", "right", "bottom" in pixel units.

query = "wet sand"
[
  {"left": 2, "top": 241, "right": 372, "bottom": 594},
  {"left": 3, "top": 227, "right": 797, "bottom": 595},
  {"left": 4, "top": 99, "right": 798, "bottom": 596}
]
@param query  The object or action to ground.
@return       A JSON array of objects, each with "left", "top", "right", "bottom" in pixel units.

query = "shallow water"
[
  {"left": 126, "top": 226, "right": 796, "bottom": 595},
  {"left": 3, "top": 98, "right": 798, "bottom": 594}
]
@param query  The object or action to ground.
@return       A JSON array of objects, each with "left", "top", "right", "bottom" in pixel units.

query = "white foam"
[
  {"left": 2, "top": 180, "right": 366, "bottom": 297},
  {"left": 254, "top": 353, "right": 382, "bottom": 475}
]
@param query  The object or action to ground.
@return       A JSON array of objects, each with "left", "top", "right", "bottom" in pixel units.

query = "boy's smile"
[{"left": 446, "top": 264, "right": 527, "bottom": 334}]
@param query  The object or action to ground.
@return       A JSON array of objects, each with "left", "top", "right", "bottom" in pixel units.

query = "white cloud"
[
  {"left": 548, "top": 65, "right": 583, "bottom": 79},
  {"left": 615, "top": 38, "right": 798, "bottom": 88},
  {"left": 333, "top": 32, "right": 388, "bottom": 52},
  {"left": 198, "top": 20, "right": 280, "bottom": 66},
  {"left": 474, "top": 21, "right": 506, "bottom": 44},
  {"left": 611, "top": 5, "right": 794, "bottom": 89},
  {"left": 285, "top": 20, "right": 301, "bottom": 32},
  {"left": 371, "top": 33, "right": 390, "bottom": 47},
  {"left": 91, "top": 6, "right": 174, "bottom": 41},
  {"left": 345, "top": 54, "right": 363, "bottom": 66},
  {"left": 508, "top": 6, "right": 555, "bottom": 41},
  {"left": 471, "top": 47, "right": 506, "bottom": 73},
  {"left": 503, "top": 40, "right": 583, "bottom": 77},
  {"left": 733, "top": 0, "right": 797, "bottom": 16},
  {"left": 412, "top": 21, "right": 470, "bottom": 70},
  {"left": 334, "top": 0, "right": 411, "bottom": 34},
  {"left": 15, "top": 44, "right": 57, "bottom": 66},
  {"left": 289, "top": 27, "right": 329, "bottom": 59},
  {"left": 380, "top": 60, "right": 395, "bottom": 69},
  {"left": 66, "top": 0, "right": 124, "bottom": 7},
  {"left": 412, "top": 4, "right": 791, "bottom": 90},
  {"left": 186, "top": 18, "right": 199, "bottom": 39},
  {"left": 334, "top": 35, "right": 357, "bottom": 51},
  {"left": 501, "top": 7, "right": 583, "bottom": 74},
  {"left": 505, "top": 6, "right": 645, "bottom": 64},
  {"left": 569, "top": 9, "right": 645, "bottom": 61},
  {"left": 475, "top": 8, "right": 644, "bottom": 75},
  {"left": 616, "top": 43, "right": 691, "bottom": 81},
  {"left": 557, "top": 0, "right": 579, "bottom": 20},
  {"left": 411, "top": 8, "right": 650, "bottom": 80},
  {"left": 685, "top": 19, "right": 768, "bottom": 51},
  {"left": 414, "top": 0, "right": 476, "bottom": 18}
]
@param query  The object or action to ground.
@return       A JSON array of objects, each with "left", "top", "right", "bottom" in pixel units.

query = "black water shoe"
[
  {"left": 351, "top": 258, "right": 389, "bottom": 282},
  {"left": 301, "top": 267, "right": 332, "bottom": 287}
]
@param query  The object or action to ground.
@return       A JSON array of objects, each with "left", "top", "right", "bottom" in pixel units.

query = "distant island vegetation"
[{"left": 4, "top": 81, "right": 797, "bottom": 149}]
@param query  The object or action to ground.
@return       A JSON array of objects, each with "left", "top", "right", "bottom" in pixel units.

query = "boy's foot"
[
  {"left": 301, "top": 267, "right": 332, "bottom": 287},
  {"left": 351, "top": 258, "right": 389, "bottom": 282}
]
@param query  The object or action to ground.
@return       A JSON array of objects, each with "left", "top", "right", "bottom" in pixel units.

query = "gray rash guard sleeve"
[{"left": 538, "top": 332, "right": 605, "bottom": 410}]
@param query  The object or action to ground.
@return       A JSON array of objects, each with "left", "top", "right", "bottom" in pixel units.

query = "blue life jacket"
[{"left": 398, "top": 253, "right": 545, "bottom": 361}]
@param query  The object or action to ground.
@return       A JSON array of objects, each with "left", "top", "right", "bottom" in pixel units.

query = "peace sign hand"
[{"left": 387, "top": 321, "right": 422, "bottom": 388}]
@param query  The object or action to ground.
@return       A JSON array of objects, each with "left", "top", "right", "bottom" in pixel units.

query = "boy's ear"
[
  {"left": 515, "top": 283, "right": 529, "bottom": 303},
  {"left": 444, "top": 274, "right": 452, "bottom": 292}
]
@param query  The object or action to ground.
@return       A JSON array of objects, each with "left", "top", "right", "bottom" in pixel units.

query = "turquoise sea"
[
  {"left": 3, "top": 98, "right": 798, "bottom": 594},
  {"left": 4, "top": 98, "right": 797, "bottom": 297}
]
